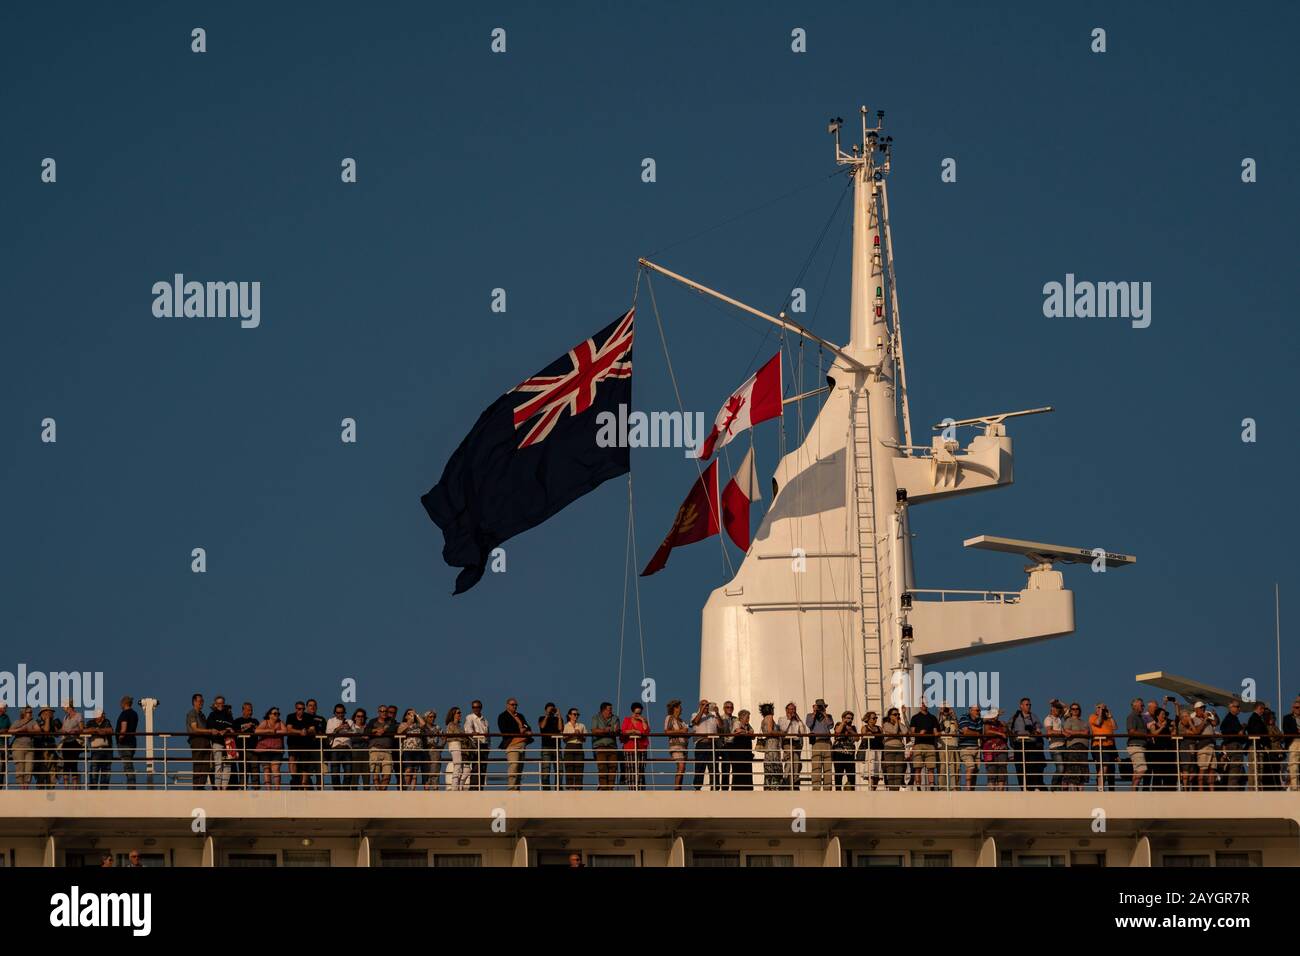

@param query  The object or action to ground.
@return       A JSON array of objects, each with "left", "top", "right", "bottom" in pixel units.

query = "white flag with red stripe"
[
  {"left": 697, "top": 352, "right": 782, "bottom": 459},
  {"left": 721, "top": 446, "right": 761, "bottom": 551}
]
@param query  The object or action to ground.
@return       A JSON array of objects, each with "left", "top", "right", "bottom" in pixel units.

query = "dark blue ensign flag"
[{"left": 422, "top": 309, "right": 634, "bottom": 593}]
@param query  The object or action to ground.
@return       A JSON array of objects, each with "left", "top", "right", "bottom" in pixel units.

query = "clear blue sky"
[{"left": 2, "top": 1, "right": 1297, "bottom": 729}]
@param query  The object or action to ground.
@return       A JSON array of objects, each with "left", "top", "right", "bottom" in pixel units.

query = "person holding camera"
[
  {"left": 806, "top": 699, "right": 835, "bottom": 791},
  {"left": 691, "top": 699, "right": 721, "bottom": 790},
  {"left": 777, "top": 702, "right": 808, "bottom": 791},
  {"left": 1089, "top": 702, "right": 1117, "bottom": 791}
]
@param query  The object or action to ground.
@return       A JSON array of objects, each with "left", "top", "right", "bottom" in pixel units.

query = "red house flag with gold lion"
[{"left": 641, "top": 459, "right": 721, "bottom": 576}]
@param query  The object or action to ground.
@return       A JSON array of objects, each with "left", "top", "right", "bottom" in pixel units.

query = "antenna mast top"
[{"left": 830, "top": 104, "right": 890, "bottom": 177}]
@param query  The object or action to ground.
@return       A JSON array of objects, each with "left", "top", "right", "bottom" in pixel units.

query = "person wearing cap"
[
  {"left": 1219, "top": 700, "right": 1248, "bottom": 790},
  {"left": 1044, "top": 700, "right": 1067, "bottom": 790},
  {"left": 36, "top": 706, "right": 61, "bottom": 788},
  {"left": 805, "top": 698, "right": 835, "bottom": 791},
  {"left": 1179, "top": 701, "right": 1217, "bottom": 791},
  {"left": 937, "top": 702, "right": 960, "bottom": 791},
  {"left": 1283, "top": 698, "right": 1300, "bottom": 791}
]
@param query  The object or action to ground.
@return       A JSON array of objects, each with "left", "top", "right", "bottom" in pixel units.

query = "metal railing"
[{"left": 1, "top": 732, "right": 1297, "bottom": 793}]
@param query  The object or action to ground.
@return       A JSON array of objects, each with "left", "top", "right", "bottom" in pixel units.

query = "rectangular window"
[
  {"left": 536, "top": 850, "right": 577, "bottom": 867},
  {"left": 690, "top": 851, "right": 740, "bottom": 867},
  {"left": 912, "top": 852, "right": 952, "bottom": 868},
  {"left": 433, "top": 853, "right": 482, "bottom": 868},
  {"left": 1070, "top": 851, "right": 1105, "bottom": 868},
  {"left": 63, "top": 849, "right": 103, "bottom": 868},
  {"left": 116, "top": 852, "right": 167, "bottom": 867},
  {"left": 1215, "top": 851, "right": 1260, "bottom": 867},
  {"left": 282, "top": 849, "right": 331, "bottom": 867},
  {"left": 745, "top": 854, "right": 794, "bottom": 867},
  {"left": 588, "top": 854, "right": 637, "bottom": 867},
  {"left": 1161, "top": 854, "right": 1211, "bottom": 867},
  {"left": 1015, "top": 854, "right": 1066, "bottom": 867},
  {"left": 378, "top": 849, "right": 428, "bottom": 867},
  {"left": 854, "top": 853, "right": 906, "bottom": 867},
  {"left": 225, "top": 853, "right": 278, "bottom": 867}
]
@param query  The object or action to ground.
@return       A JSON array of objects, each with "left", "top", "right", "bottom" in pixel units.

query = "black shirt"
[
  {"left": 909, "top": 711, "right": 940, "bottom": 742},
  {"left": 116, "top": 709, "right": 139, "bottom": 748},
  {"left": 208, "top": 708, "right": 235, "bottom": 739},
  {"left": 285, "top": 713, "right": 312, "bottom": 750},
  {"left": 538, "top": 712, "right": 562, "bottom": 748},
  {"left": 1220, "top": 712, "right": 1245, "bottom": 749},
  {"left": 232, "top": 715, "right": 258, "bottom": 750}
]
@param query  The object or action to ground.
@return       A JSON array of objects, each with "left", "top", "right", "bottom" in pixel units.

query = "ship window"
[
  {"left": 854, "top": 853, "right": 905, "bottom": 867},
  {"left": 116, "top": 852, "right": 167, "bottom": 867},
  {"left": 537, "top": 850, "right": 578, "bottom": 867},
  {"left": 434, "top": 853, "right": 482, "bottom": 868},
  {"left": 62, "top": 849, "right": 103, "bottom": 867},
  {"left": 1014, "top": 854, "right": 1066, "bottom": 868},
  {"left": 588, "top": 854, "right": 638, "bottom": 867},
  {"left": 378, "top": 849, "right": 429, "bottom": 867},
  {"left": 1160, "top": 854, "right": 1211, "bottom": 867},
  {"left": 912, "top": 851, "right": 951, "bottom": 868},
  {"left": 1215, "top": 851, "right": 1260, "bottom": 867},
  {"left": 283, "top": 849, "right": 331, "bottom": 867},
  {"left": 1070, "top": 851, "right": 1105, "bottom": 868},
  {"left": 690, "top": 851, "right": 740, "bottom": 867},
  {"left": 225, "top": 853, "right": 278, "bottom": 867},
  {"left": 745, "top": 854, "right": 794, "bottom": 867}
]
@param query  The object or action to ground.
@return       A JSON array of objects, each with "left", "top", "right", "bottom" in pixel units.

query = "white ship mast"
[{"left": 644, "top": 106, "right": 1131, "bottom": 717}]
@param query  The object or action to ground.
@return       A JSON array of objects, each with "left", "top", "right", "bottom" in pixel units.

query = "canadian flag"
[
  {"left": 721, "top": 446, "right": 761, "bottom": 551},
  {"left": 697, "top": 353, "right": 782, "bottom": 459}
]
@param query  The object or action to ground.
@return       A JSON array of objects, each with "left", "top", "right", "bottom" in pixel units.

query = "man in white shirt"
[
  {"left": 691, "top": 700, "right": 720, "bottom": 790},
  {"left": 325, "top": 704, "right": 353, "bottom": 790},
  {"left": 778, "top": 702, "right": 808, "bottom": 791},
  {"left": 464, "top": 700, "right": 490, "bottom": 790},
  {"left": 561, "top": 708, "right": 587, "bottom": 790}
]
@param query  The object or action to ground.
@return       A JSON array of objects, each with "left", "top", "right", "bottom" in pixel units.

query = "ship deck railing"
[{"left": 1, "top": 732, "right": 1297, "bottom": 793}]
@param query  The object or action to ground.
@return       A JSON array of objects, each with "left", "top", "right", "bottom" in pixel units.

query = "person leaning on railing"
[
  {"left": 621, "top": 702, "right": 650, "bottom": 791},
  {"left": 956, "top": 705, "right": 983, "bottom": 791},
  {"left": 859, "top": 711, "right": 882, "bottom": 791},
  {"left": 591, "top": 702, "right": 620, "bottom": 791},
  {"left": 86, "top": 710, "right": 114, "bottom": 790},
  {"left": 880, "top": 707, "right": 906, "bottom": 791},
  {"left": 561, "top": 707, "right": 587, "bottom": 791}
]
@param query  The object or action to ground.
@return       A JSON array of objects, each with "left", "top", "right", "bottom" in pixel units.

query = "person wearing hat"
[
  {"left": 805, "top": 699, "right": 835, "bottom": 790},
  {"left": 1179, "top": 701, "right": 1217, "bottom": 791},
  {"left": 36, "top": 706, "right": 61, "bottom": 789}
]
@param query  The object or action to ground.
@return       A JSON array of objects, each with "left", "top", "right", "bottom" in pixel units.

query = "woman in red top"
[{"left": 620, "top": 702, "right": 651, "bottom": 791}]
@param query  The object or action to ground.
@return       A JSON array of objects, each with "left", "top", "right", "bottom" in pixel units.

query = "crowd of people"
[{"left": 1, "top": 692, "right": 1297, "bottom": 793}]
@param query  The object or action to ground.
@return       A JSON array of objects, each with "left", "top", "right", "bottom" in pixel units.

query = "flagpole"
[
  {"left": 1276, "top": 582, "right": 1282, "bottom": 711},
  {"left": 638, "top": 258, "right": 870, "bottom": 372}
]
